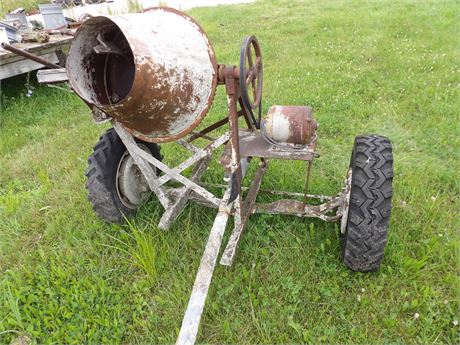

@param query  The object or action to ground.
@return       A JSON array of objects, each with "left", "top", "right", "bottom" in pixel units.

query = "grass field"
[
  {"left": 1, "top": 0, "right": 459, "bottom": 343},
  {"left": 1, "top": 0, "right": 41, "bottom": 17}
]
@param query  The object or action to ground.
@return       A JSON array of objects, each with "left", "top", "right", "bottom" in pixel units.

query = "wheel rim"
[
  {"left": 115, "top": 144, "right": 151, "bottom": 209},
  {"left": 239, "top": 35, "right": 263, "bottom": 128}
]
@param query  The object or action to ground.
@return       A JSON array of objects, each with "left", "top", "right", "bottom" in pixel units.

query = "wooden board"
[
  {"left": 0, "top": 35, "right": 72, "bottom": 80},
  {"left": 0, "top": 52, "right": 59, "bottom": 80}
]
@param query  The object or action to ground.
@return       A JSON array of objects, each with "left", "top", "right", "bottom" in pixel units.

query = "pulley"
[{"left": 239, "top": 36, "right": 263, "bottom": 128}]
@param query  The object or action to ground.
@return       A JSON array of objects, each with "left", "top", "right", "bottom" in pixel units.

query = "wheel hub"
[{"left": 116, "top": 145, "right": 151, "bottom": 209}]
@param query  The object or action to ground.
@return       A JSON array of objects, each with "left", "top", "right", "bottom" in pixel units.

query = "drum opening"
[{"left": 67, "top": 16, "right": 135, "bottom": 106}]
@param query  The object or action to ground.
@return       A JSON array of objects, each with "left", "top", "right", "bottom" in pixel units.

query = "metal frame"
[
  {"left": 29, "top": 59, "right": 350, "bottom": 345},
  {"left": 21, "top": 29, "right": 352, "bottom": 344},
  {"left": 5, "top": 12, "right": 363, "bottom": 345},
  {"left": 109, "top": 63, "right": 352, "bottom": 345}
]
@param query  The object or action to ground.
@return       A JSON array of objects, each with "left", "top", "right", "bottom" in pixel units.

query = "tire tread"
[
  {"left": 86, "top": 128, "right": 161, "bottom": 223},
  {"left": 342, "top": 135, "right": 393, "bottom": 272}
]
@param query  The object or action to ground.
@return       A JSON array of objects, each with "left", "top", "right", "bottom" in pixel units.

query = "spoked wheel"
[
  {"left": 239, "top": 35, "right": 263, "bottom": 128},
  {"left": 85, "top": 128, "right": 162, "bottom": 223},
  {"left": 341, "top": 135, "right": 393, "bottom": 272}
]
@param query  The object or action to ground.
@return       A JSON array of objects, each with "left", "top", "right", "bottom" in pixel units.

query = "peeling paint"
[
  {"left": 263, "top": 105, "right": 317, "bottom": 146},
  {"left": 67, "top": 8, "right": 217, "bottom": 143}
]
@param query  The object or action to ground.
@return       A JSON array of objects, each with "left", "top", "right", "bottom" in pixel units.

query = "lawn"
[{"left": 1, "top": 0, "right": 459, "bottom": 343}]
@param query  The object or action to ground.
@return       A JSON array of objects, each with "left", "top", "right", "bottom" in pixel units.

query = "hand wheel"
[{"left": 239, "top": 35, "right": 263, "bottom": 128}]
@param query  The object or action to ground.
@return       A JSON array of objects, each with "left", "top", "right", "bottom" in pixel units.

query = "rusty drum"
[
  {"left": 66, "top": 8, "right": 217, "bottom": 143},
  {"left": 263, "top": 106, "right": 317, "bottom": 146}
]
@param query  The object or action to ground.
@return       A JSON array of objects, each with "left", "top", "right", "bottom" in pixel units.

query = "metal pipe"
[
  {"left": 303, "top": 160, "right": 313, "bottom": 204},
  {"left": 197, "top": 182, "right": 334, "bottom": 202},
  {"left": 186, "top": 116, "right": 229, "bottom": 143},
  {"left": 0, "top": 43, "right": 61, "bottom": 69},
  {"left": 225, "top": 66, "right": 243, "bottom": 203}
]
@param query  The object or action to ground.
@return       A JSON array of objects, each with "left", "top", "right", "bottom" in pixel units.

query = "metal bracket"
[
  {"left": 115, "top": 122, "right": 228, "bottom": 209},
  {"left": 158, "top": 156, "right": 212, "bottom": 230}
]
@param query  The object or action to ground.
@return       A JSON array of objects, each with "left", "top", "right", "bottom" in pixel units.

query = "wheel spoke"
[
  {"left": 250, "top": 71, "right": 257, "bottom": 91},
  {"left": 245, "top": 67, "right": 256, "bottom": 85}
]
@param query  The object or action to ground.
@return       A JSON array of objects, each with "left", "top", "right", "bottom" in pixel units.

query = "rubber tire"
[
  {"left": 85, "top": 128, "right": 162, "bottom": 224},
  {"left": 341, "top": 135, "right": 393, "bottom": 272}
]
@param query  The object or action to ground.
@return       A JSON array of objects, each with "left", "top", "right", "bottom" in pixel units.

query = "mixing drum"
[{"left": 66, "top": 8, "right": 218, "bottom": 143}]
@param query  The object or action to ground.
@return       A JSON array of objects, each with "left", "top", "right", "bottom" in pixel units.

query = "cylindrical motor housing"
[
  {"left": 263, "top": 105, "right": 317, "bottom": 146},
  {"left": 66, "top": 8, "right": 217, "bottom": 143}
]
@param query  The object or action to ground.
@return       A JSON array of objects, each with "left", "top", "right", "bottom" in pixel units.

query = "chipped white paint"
[
  {"left": 220, "top": 162, "right": 266, "bottom": 266},
  {"left": 118, "top": 9, "right": 214, "bottom": 136},
  {"left": 177, "top": 188, "right": 232, "bottom": 345},
  {"left": 67, "top": 9, "right": 216, "bottom": 141},
  {"left": 264, "top": 105, "right": 292, "bottom": 142},
  {"left": 340, "top": 168, "right": 353, "bottom": 234},
  {"left": 154, "top": 133, "right": 230, "bottom": 187}
]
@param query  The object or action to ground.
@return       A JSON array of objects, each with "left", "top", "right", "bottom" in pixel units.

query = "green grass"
[
  {"left": 1, "top": 0, "right": 459, "bottom": 343},
  {"left": 0, "top": 0, "right": 42, "bottom": 17}
]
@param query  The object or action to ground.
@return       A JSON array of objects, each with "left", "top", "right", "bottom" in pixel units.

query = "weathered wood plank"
[
  {"left": 0, "top": 52, "right": 58, "bottom": 80},
  {"left": 0, "top": 35, "right": 72, "bottom": 66}
]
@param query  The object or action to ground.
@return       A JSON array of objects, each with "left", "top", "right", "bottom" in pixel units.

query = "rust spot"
[
  {"left": 264, "top": 105, "right": 317, "bottom": 146},
  {"left": 66, "top": 8, "right": 218, "bottom": 143},
  {"left": 102, "top": 62, "right": 195, "bottom": 136}
]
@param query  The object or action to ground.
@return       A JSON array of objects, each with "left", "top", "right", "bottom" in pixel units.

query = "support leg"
[
  {"left": 176, "top": 188, "right": 232, "bottom": 345},
  {"left": 220, "top": 161, "right": 266, "bottom": 266}
]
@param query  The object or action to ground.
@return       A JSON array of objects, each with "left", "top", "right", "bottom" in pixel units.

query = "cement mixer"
[{"left": 24, "top": 7, "right": 394, "bottom": 344}]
